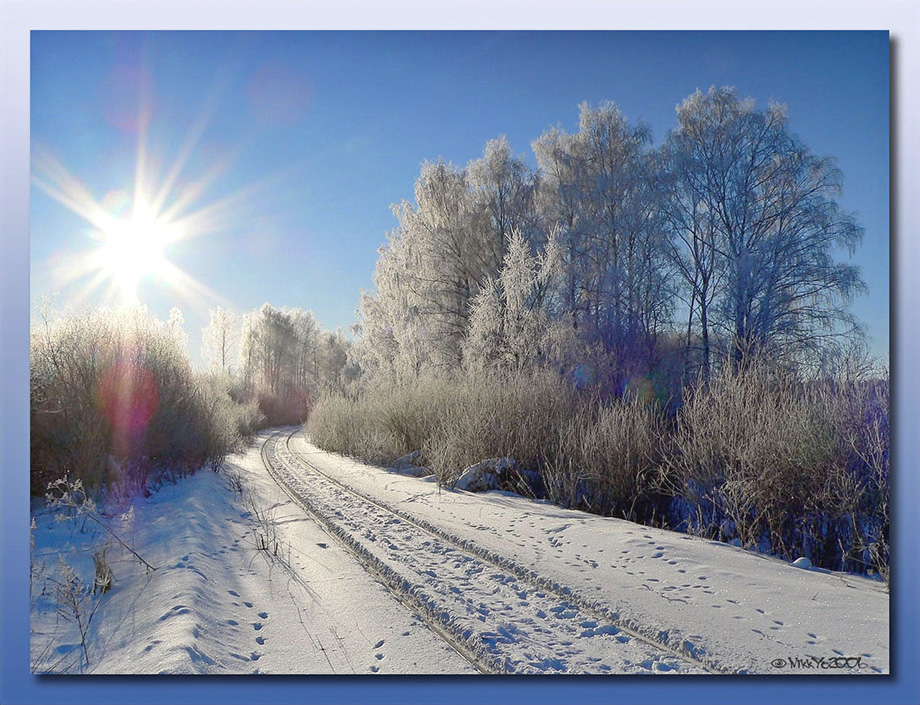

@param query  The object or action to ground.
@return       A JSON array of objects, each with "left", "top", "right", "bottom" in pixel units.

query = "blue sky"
[{"left": 30, "top": 30, "right": 889, "bottom": 364}]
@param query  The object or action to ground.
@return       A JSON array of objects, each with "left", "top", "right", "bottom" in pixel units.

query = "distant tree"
[
  {"left": 201, "top": 306, "right": 238, "bottom": 375},
  {"left": 663, "top": 87, "right": 865, "bottom": 370},
  {"left": 290, "top": 308, "right": 320, "bottom": 389},
  {"left": 240, "top": 304, "right": 297, "bottom": 395},
  {"left": 236, "top": 304, "right": 347, "bottom": 420},
  {"left": 316, "top": 329, "right": 351, "bottom": 393}
]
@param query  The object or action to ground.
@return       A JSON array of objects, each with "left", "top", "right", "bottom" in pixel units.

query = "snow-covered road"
[
  {"left": 264, "top": 428, "right": 889, "bottom": 675},
  {"left": 263, "top": 429, "right": 711, "bottom": 674},
  {"left": 30, "top": 427, "right": 888, "bottom": 675}
]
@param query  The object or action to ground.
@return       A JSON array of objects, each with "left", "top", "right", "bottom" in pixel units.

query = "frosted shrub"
[
  {"left": 310, "top": 357, "right": 888, "bottom": 576},
  {"left": 816, "top": 372, "right": 889, "bottom": 577},
  {"left": 665, "top": 365, "right": 829, "bottom": 547},
  {"left": 30, "top": 306, "right": 247, "bottom": 498},
  {"left": 309, "top": 375, "right": 447, "bottom": 464},
  {"left": 422, "top": 369, "right": 577, "bottom": 485},
  {"left": 309, "top": 369, "right": 576, "bottom": 482},
  {"left": 49, "top": 555, "right": 100, "bottom": 670},
  {"left": 309, "top": 393, "right": 388, "bottom": 464},
  {"left": 664, "top": 362, "right": 888, "bottom": 574},
  {"left": 92, "top": 545, "right": 113, "bottom": 595},
  {"left": 543, "top": 395, "right": 667, "bottom": 519}
]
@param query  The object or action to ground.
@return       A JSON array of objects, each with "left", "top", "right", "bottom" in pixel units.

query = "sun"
[
  {"left": 31, "top": 91, "right": 270, "bottom": 311},
  {"left": 94, "top": 199, "right": 177, "bottom": 303}
]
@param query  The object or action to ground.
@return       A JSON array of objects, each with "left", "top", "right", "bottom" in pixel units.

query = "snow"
[
  {"left": 30, "top": 431, "right": 475, "bottom": 674},
  {"left": 454, "top": 458, "right": 523, "bottom": 492},
  {"left": 30, "top": 427, "right": 888, "bottom": 675},
  {"left": 289, "top": 430, "right": 889, "bottom": 675}
]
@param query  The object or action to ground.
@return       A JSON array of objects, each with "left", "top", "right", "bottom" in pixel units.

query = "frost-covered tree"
[
  {"left": 465, "top": 230, "right": 569, "bottom": 372},
  {"left": 533, "top": 102, "right": 670, "bottom": 377},
  {"left": 658, "top": 131, "right": 723, "bottom": 378},
  {"left": 664, "top": 87, "right": 865, "bottom": 369},
  {"left": 352, "top": 229, "right": 434, "bottom": 382},
  {"left": 240, "top": 304, "right": 298, "bottom": 396},
  {"left": 290, "top": 308, "right": 320, "bottom": 390},
  {"left": 358, "top": 149, "right": 530, "bottom": 379},
  {"left": 201, "top": 306, "right": 238, "bottom": 375},
  {"left": 238, "top": 303, "right": 349, "bottom": 405},
  {"left": 316, "top": 329, "right": 352, "bottom": 393},
  {"left": 392, "top": 160, "right": 479, "bottom": 368},
  {"left": 468, "top": 136, "right": 539, "bottom": 264}
]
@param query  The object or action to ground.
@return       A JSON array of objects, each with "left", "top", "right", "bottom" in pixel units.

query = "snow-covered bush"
[
  {"left": 421, "top": 369, "right": 577, "bottom": 486},
  {"left": 816, "top": 370, "right": 889, "bottom": 578},
  {"left": 308, "top": 375, "right": 449, "bottom": 466},
  {"left": 663, "top": 362, "right": 889, "bottom": 575},
  {"left": 30, "top": 306, "right": 250, "bottom": 498},
  {"left": 542, "top": 394, "right": 668, "bottom": 519},
  {"left": 196, "top": 372, "right": 263, "bottom": 465}
]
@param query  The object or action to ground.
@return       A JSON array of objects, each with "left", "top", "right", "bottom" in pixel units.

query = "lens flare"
[{"left": 97, "top": 360, "right": 159, "bottom": 438}]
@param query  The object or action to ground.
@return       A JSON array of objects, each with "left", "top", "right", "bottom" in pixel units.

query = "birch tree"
[
  {"left": 533, "top": 102, "right": 670, "bottom": 377},
  {"left": 665, "top": 87, "right": 865, "bottom": 369},
  {"left": 201, "top": 307, "right": 238, "bottom": 375}
]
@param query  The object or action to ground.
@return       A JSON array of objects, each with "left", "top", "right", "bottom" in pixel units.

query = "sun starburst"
[{"left": 31, "top": 85, "right": 258, "bottom": 310}]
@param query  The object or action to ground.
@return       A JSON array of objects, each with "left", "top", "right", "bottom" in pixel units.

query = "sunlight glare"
[
  {"left": 97, "top": 204, "right": 175, "bottom": 302},
  {"left": 31, "top": 79, "right": 272, "bottom": 312}
]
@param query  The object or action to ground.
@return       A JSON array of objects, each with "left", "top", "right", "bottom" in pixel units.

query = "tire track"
[
  {"left": 260, "top": 431, "right": 494, "bottom": 674},
  {"left": 263, "top": 429, "right": 723, "bottom": 674}
]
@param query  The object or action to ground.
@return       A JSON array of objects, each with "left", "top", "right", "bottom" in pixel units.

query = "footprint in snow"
[
  {"left": 253, "top": 623, "right": 263, "bottom": 631},
  {"left": 374, "top": 640, "right": 385, "bottom": 649},
  {"left": 258, "top": 612, "right": 269, "bottom": 619}
]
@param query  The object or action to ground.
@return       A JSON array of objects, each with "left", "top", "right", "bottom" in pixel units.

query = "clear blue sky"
[{"left": 30, "top": 30, "right": 889, "bottom": 364}]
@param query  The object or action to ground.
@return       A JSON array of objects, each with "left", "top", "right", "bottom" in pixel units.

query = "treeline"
[
  {"left": 350, "top": 87, "right": 865, "bottom": 390},
  {"left": 30, "top": 302, "right": 351, "bottom": 499},
  {"left": 309, "top": 87, "right": 888, "bottom": 578},
  {"left": 204, "top": 303, "right": 355, "bottom": 425}
]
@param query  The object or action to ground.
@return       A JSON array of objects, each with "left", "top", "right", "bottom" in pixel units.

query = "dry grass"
[
  {"left": 664, "top": 363, "right": 889, "bottom": 575},
  {"left": 310, "top": 360, "right": 888, "bottom": 577}
]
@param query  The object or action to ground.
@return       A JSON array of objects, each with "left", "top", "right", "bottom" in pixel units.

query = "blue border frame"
[{"left": 3, "top": 2, "right": 918, "bottom": 704}]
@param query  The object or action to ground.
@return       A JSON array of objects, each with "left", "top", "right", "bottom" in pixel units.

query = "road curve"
[{"left": 261, "top": 428, "right": 724, "bottom": 675}]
